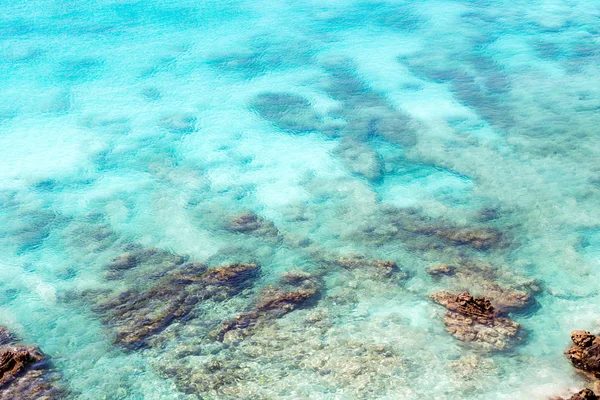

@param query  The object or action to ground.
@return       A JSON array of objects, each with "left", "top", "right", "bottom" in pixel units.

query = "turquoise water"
[{"left": 1, "top": 0, "right": 600, "bottom": 398}]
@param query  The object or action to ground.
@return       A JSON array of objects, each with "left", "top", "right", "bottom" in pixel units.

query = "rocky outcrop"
[
  {"left": 426, "top": 259, "right": 536, "bottom": 314},
  {"left": 250, "top": 92, "right": 322, "bottom": 133},
  {"left": 104, "top": 246, "right": 186, "bottom": 280},
  {"left": 0, "top": 328, "right": 65, "bottom": 399},
  {"left": 553, "top": 389, "right": 600, "bottom": 400},
  {"left": 215, "top": 271, "right": 320, "bottom": 341},
  {"left": 568, "top": 389, "right": 599, "bottom": 400},
  {"left": 565, "top": 330, "right": 600, "bottom": 383},
  {"left": 430, "top": 291, "right": 521, "bottom": 350},
  {"left": 94, "top": 263, "right": 259, "bottom": 349}
]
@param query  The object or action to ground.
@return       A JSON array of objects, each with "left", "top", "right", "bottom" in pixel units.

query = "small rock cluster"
[{"left": 0, "top": 327, "right": 65, "bottom": 399}]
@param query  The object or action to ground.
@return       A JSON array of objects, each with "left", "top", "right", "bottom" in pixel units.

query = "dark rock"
[
  {"left": 333, "top": 139, "right": 382, "bottom": 181},
  {"left": 250, "top": 92, "right": 322, "bottom": 133},
  {"left": 417, "top": 225, "right": 504, "bottom": 250},
  {"left": 427, "top": 264, "right": 456, "bottom": 277},
  {"left": 0, "top": 328, "right": 15, "bottom": 346},
  {"left": 431, "top": 291, "right": 521, "bottom": 350},
  {"left": 554, "top": 389, "right": 600, "bottom": 400},
  {"left": 0, "top": 328, "right": 65, "bottom": 399},
  {"left": 566, "top": 331, "right": 600, "bottom": 382},
  {"left": 334, "top": 254, "right": 402, "bottom": 278},
  {"left": 104, "top": 247, "right": 186, "bottom": 281},
  {"left": 226, "top": 212, "right": 279, "bottom": 237},
  {"left": 94, "top": 263, "right": 259, "bottom": 349},
  {"left": 570, "top": 389, "right": 599, "bottom": 400},
  {"left": 426, "top": 258, "right": 536, "bottom": 314},
  {"left": 215, "top": 271, "right": 320, "bottom": 341},
  {"left": 0, "top": 346, "right": 45, "bottom": 386}
]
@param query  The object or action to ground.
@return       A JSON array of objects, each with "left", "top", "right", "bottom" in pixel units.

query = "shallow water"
[{"left": 1, "top": 0, "right": 600, "bottom": 398}]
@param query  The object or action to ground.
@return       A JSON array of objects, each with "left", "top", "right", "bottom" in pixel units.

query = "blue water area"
[{"left": 1, "top": 0, "right": 600, "bottom": 399}]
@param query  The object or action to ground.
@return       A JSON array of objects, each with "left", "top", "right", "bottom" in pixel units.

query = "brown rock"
[
  {"left": 0, "top": 346, "right": 44, "bottom": 386},
  {"left": 94, "top": 263, "right": 259, "bottom": 349},
  {"left": 226, "top": 212, "right": 279, "bottom": 237},
  {"left": 554, "top": 389, "right": 600, "bottom": 400},
  {"left": 565, "top": 331, "right": 600, "bottom": 381},
  {"left": 431, "top": 291, "right": 521, "bottom": 350},
  {"left": 216, "top": 272, "right": 320, "bottom": 341},
  {"left": 429, "top": 226, "right": 504, "bottom": 250},
  {"left": 0, "top": 329, "right": 65, "bottom": 399},
  {"left": 104, "top": 247, "right": 186, "bottom": 280},
  {"left": 570, "top": 389, "right": 599, "bottom": 400}
]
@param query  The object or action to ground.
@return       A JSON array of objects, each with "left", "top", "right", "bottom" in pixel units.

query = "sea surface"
[{"left": 1, "top": 0, "right": 600, "bottom": 399}]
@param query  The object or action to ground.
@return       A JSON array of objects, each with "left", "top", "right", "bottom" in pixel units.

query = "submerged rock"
[
  {"left": 226, "top": 212, "right": 279, "bottom": 237},
  {"left": 250, "top": 92, "right": 322, "bottom": 133},
  {"left": 0, "top": 328, "right": 65, "bottom": 399},
  {"left": 417, "top": 225, "right": 505, "bottom": 250},
  {"left": 216, "top": 271, "right": 320, "bottom": 341},
  {"left": 427, "top": 263, "right": 457, "bottom": 277},
  {"left": 427, "top": 258, "right": 536, "bottom": 314},
  {"left": 104, "top": 246, "right": 186, "bottom": 280},
  {"left": 553, "top": 389, "right": 600, "bottom": 400},
  {"left": 333, "top": 139, "right": 382, "bottom": 181},
  {"left": 430, "top": 291, "right": 521, "bottom": 350},
  {"left": 333, "top": 254, "right": 404, "bottom": 279},
  {"left": 566, "top": 330, "right": 600, "bottom": 384},
  {"left": 95, "top": 263, "right": 259, "bottom": 349}
]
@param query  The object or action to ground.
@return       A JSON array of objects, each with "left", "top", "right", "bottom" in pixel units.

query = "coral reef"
[{"left": 430, "top": 291, "right": 521, "bottom": 350}]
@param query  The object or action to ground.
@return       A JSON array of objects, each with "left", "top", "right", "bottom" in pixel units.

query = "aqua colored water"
[{"left": 1, "top": 0, "right": 600, "bottom": 398}]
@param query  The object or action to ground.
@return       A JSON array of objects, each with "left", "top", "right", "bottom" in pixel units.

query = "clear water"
[{"left": 1, "top": 0, "right": 600, "bottom": 398}]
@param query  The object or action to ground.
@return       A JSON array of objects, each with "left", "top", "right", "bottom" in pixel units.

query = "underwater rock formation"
[
  {"left": 333, "top": 139, "right": 382, "bottom": 181},
  {"left": 430, "top": 291, "right": 521, "bottom": 350},
  {"left": 426, "top": 259, "right": 537, "bottom": 314},
  {"left": 426, "top": 263, "right": 456, "bottom": 277},
  {"left": 552, "top": 389, "right": 600, "bottom": 400},
  {"left": 565, "top": 330, "right": 600, "bottom": 385},
  {"left": 333, "top": 254, "right": 402, "bottom": 279},
  {"left": 104, "top": 246, "right": 186, "bottom": 280},
  {"left": 250, "top": 92, "right": 322, "bottom": 133},
  {"left": 356, "top": 206, "right": 508, "bottom": 252},
  {"left": 216, "top": 271, "right": 320, "bottom": 341},
  {"left": 0, "top": 328, "right": 65, "bottom": 399},
  {"left": 415, "top": 225, "right": 504, "bottom": 250},
  {"left": 567, "top": 389, "right": 599, "bottom": 400},
  {"left": 226, "top": 212, "right": 279, "bottom": 238},
  {"left": 319, "top": 58, "right": 418, "bottom": 147},
  {"left": 95, "top": 263, "right": 259, "bottom": 349}
]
